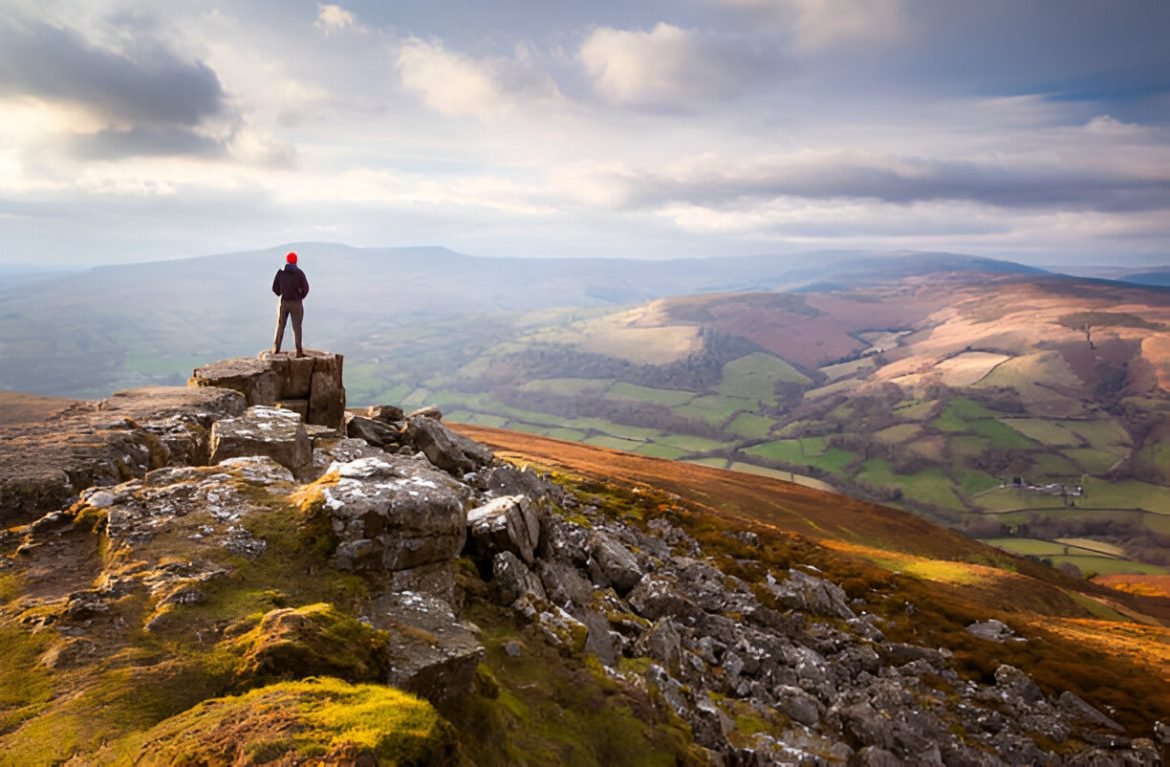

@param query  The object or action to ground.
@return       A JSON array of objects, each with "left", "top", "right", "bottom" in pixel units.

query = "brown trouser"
[{"left": 273, "top": 299, "right": 304, "bottom": 353}]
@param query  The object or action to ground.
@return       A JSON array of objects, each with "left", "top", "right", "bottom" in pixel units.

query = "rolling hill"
[{"left": 411, "top": 275, "right": 1170, "bottom": 573}]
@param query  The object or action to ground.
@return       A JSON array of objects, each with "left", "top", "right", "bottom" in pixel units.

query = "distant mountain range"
[{"left": 0, "top": 244, "right": 1050, "bottom": 397}]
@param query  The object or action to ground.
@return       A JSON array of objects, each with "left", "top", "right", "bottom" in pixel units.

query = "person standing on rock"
[{"left": 272, "top": 251, "right": 310, "bottom": 357}]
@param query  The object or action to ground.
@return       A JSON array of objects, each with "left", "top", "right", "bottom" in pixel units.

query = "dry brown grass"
[{"left": 0, "top": 390, "right": 78, "bottom": 426}]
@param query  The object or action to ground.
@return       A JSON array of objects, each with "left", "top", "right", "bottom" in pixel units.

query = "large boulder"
[
  {"left": 346, "top": 414, "right": 404, "bottom": 449},
  {"left": 209, "top": 406, "right": 312, "bottom": 478},
  {"left": 319, "top": 456, "right": 469, "bottom": 575},
  {"left": 492, "top": 551, "right": 547, "bottom": 605},
  {"left": 587, "top": 533, "right": 644, "bottom": 595},
  {"left": 466, "top": 494, "right": 542, "bottom": 566},
  {"left": 190, "top": 351, "right": 346, "bottom": 430},
  {"left": 403, "top": 415, "right": 493, "bottom": 476},
  {"left": 189, "top": 357, "right": 280, "bottom": 407},
  {"left": 370, "top": 591, "right": 485, "bottom": 709},
  {"left": 766, "top": 568, "right": 856, "bottom": 621}
]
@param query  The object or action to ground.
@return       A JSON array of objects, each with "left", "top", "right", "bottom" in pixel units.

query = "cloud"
[
  {"left": 712, "top": 0, "right": 910, "bottom": 51},
  {"left": 66, "top": 126, "right": 226, "bottom": 160},
  {"left": 562, "top": 147, "right": 1170, "bottom": 215},
  {"left": 0, "top": 17, "right": 225, "bottom": 128},
  {"left": 316, "top": 4, "right": 356, "bottom": 32},
  {"left": 395, "top": 37, "right": 561, "bottom": 120},
  {"left": 579, "top": 22, "right": 781, "bottom": 108}
]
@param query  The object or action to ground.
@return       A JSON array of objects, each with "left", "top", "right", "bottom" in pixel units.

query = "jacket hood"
[{"left": 283, "top": 263, "right": 299, "bottom": 272}]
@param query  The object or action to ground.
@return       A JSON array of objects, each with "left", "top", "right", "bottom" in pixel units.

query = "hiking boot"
[{"left": 296, "top": 349, "right": 306, "bottom": 358}]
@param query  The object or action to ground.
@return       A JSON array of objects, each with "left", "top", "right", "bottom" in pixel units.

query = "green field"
[
  {"left": 673, "top": 395, "right": 755, "bottom": 425},
  {"left": 858, "top": 460, "right": 966, "bottom": 511},
  {"left": 978, "top": 488, "right": 1073, "bottom": 513},
  {"left": 726, "top": 412, "right": 774, "bottom": 439},
  {"left": 520, "top": 378, "right": 614, "bottom": 396},
  {"left": 954, "top": 469, "right": 1001, "bottom": 497},
  {"left": 1047, "top": 556, "right": 1169, "bottom": 576},
  {"left": 873, "top": 424, "right": 922, "bottom": 444},
  {"left": 803, "top": 379, "right": 864, "bottom": 399},
  {"left": 1069, "top": 419, "right": 1132, "bottom": 451},
  {"left": 1081, "top": 478, "right": 1170, "bottom": 512},
  {"left": 634, "top": 443, "right": 690, "bottom": 460},
  {"left": 894, "top": 400, "right": 938, "bottom": 421},
  {"left": 585, "top": 435, "right": 647, "bottom": 451},
  {"left": 653, "top": 434, "right": 731, "bottom": 453},
  {"left": 605, "top": 382, "right": 695, "bottom": 407},
  {"left": 980, "top": 538, "right": 1167, "bottom": 575},
  {"left": 456, "top": 412, "right": 509, "bottom": 428},
  {"left": 743, "top": 437, "right": 855, "bottom": 475},
  {"left": 743, "top": 439, "right": 806, "bottom": 465},
  {"left": 1147, "top": 515, "right": 1170, "bottom": 534},
  {"left": 970, "top": 418, "right": 1039, "bottom": 449},
  {"left": 857, "top": 458, "right": 898, "bottom": 488},
  {"left": 982, "top": 538, "right": 1084, "bottom": 557},
  {"left": 716, "top": 353, "right": 811, "bottom": 403},
  {"left": 569, "top": 419, "right": 662, "bottom": 440},
  {"left": 1029, "top": 453, "right": 1083, "bottom": 478},
  {"left": 1065, "top": 448, "right": 1122, "bottom": 474},
  {"left": 948, "top": 435, "right": 991, "bottom": 460},
  {"left": 998, "top": 418, "right": 1083, "bottom": 447}
]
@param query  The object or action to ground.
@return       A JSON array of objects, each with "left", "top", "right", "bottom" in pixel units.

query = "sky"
[{"left": 1, "top": 0, "right": 1169, "bottom": 268}]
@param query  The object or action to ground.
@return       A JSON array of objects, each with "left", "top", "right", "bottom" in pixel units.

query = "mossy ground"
[
  {"left": 0, "top": 472, "right": 375, "bottom": 765},
  {"left": 447, "top": 599, "right": 705, "bottom": 767},
  {"left": 125, "top": 677, "right": 456, "bottom": 767}
]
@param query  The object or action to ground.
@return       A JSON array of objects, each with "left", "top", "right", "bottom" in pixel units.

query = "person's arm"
[
  {"left": 299, "top": 272, "right": 310, "bottom": 299},
  {"left": 272, "top": 271, "right": 282, "bottom": 296}
]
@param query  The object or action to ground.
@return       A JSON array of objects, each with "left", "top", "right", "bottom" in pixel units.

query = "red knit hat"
[{"left": 286, "top": 251, "right": 298, "bottom": 264}]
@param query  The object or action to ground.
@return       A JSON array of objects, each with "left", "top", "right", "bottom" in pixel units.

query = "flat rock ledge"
[{"left": 189, "top": 350, "right": 346, "bottom": 431}]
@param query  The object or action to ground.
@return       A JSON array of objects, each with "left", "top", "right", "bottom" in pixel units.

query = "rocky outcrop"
[
  {"left": 0, "top": 385, "right": 245, "bottom": 525},
  {"left": 189, "top": 351, "right": 346, "bottom": 431},
  {"left": 316, "top": 454, "right": 469, "bottom": 576},
  {"left": 466, "top": 495, "right": 542, "bottom": 567},
  {"left": 209, "top": 405, "right": 312, "bottom": 478},
  {"left": 371, "top": 591, "right": 484, "bottom": 709},
  {"left": 458, "top": 471, "right": 1163, "bottom": 766}
]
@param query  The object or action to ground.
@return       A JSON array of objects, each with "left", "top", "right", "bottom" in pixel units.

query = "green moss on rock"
[
  {"left": 228, "top": 603, "right": 390, "bottom": 686},
  {"left": 130, "top": 677, "right": 458, "bottom": 767}
]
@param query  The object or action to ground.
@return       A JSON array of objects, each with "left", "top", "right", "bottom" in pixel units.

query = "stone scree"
[{"left": 189, "top": 351, "right": 345, "bottom": 431}]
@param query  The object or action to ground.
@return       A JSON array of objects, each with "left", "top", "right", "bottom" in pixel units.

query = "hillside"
[
  {"left": 2, "top": 364, "right": 1169, "bottom": 765},
  {"left": 416, "top": 274, "right": 1170, "bottom": 574}
]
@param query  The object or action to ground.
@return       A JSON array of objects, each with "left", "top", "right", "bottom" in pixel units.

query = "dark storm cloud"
[
  {"left": 67, "top": 126, "right": 227, "bottom": 160},
  {"left": 619, "top": 156, "right": 1170, "bottom": 214},
  {"left": 0, "top": 16, "right": 226, "bottom": 127}
]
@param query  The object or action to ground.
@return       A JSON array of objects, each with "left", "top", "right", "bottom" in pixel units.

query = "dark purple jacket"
[{"left": 272, "top": 264, "right": 309, "bottom": 301}]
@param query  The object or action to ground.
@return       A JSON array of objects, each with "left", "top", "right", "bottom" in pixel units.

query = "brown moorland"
[{"left": 0, "top": 390, "right": 77, "bottom": 426}]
